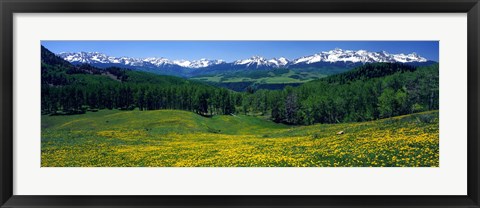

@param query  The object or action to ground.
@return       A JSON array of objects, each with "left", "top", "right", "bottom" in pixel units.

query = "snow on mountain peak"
[
  {"left": 392, "top": 52, "right": 427, "bottom": 63},
  {"left": 234, "top": 56, "right": 290, "bottom": 68},
  {"left": 57, "top": 48, "right": 430, "bottom": 70},
  {"left": 172, "top": 60, "right": 191, "bottom": 67},
  {"left": 292, "top": 49, "right": 428, "bottom": 65},
  {"left": 235, "top": 56, "right": 266, "bottom": 65},
  {"left": 268, "top": 57, "right": 289, "bottom": 66},
  {"left": 189, "top": 59, "right": 226, "bottom": 68},
  {"left": 332, "top": 48, "right": 343, "bottom": 53},
  {"left": 58, "top": 52, "right": 226, "bottom": 69},
  {"left": 142, "top": 57, "right": 171, "bottom": 66}
]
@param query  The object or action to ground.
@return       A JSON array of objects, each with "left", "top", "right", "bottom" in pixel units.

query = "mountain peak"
[
  {"left": 292, "top": 49, "right": 428, "bottom": 65},
  {"left": 250, "top": 55, "right": 266, "bottom": 60},
  {"left": 56, "top": 48, "right": 431, "bottom": 71}
]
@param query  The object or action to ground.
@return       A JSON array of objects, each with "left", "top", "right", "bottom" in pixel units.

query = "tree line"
[
  {"left": 41, "top": 80, "right": 238, "bottom": 116},
  {"left": 41, "top": 46, "right": 438, "bottom": 124},
  {"left": 240, "top": 63, "right": 438, "bottom": 124}
]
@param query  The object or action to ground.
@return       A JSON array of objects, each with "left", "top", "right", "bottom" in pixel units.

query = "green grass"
[
  {"left": 191, "top": 69, "right": 327, "bottom": 84},
  {"left": 41, "top": 110, "right": 439, "bottom": 167},
  {"left": 190, "top": 75, "right": 223, "bottom": 82}
]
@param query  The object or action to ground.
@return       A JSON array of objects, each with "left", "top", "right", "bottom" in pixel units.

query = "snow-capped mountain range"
[
  {"left": 58, "top": 48, "right": 430, "bottom": 70},
  {"left": 57, "top": 51, "right": 227, "bottom": 69},
  {"left": 292, "top": 48, "right": 428, "bottom": 65}
]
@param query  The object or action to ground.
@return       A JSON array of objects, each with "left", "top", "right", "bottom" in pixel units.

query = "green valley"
[
  {"left": 189, "top": 66, "right": 355, "bottom": 91},
  {"left": 40, "top": 43, "right": 440, "bottom": 167},
  {"left": 42, "top": 109, "right": 439, "bottom": 167}
]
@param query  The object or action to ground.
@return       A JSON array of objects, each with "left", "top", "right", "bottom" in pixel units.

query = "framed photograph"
[{"left": 1, "top": 0, "right": 479, "bottom": 207}]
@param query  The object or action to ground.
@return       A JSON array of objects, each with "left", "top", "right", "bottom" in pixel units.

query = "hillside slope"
[
  {"left": 41, "top": 46, "right": 237, "bottom": 115},
  {"left": 42, "top": 109, "right": 439, "bottom": 167}
]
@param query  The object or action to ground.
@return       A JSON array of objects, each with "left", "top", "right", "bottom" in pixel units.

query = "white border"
[{"left": 13, "top": 13, "right": 467, "bottom": 195}]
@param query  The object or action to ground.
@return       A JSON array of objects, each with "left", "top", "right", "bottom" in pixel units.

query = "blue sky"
[{"left": 41, "top": 41, "right": 439, "bottom": 62}]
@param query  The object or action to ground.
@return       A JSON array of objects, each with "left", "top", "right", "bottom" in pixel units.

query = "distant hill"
[
  {"left": 41, "top": 46, "right": 236, "bottom": 116},
  {"left": 41, "top": 45, "right": 439, "bottom": 126},
  {"left": 55, "top": 47, "right": 437, "bottom": 77},
  {"left": 319, "top": 62, "right": 419, "bottom": 84},
  {"left": 41, "top": 45, "right": 203, "bottom": 87}
]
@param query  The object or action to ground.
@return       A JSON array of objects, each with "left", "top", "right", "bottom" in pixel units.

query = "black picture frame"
[{"left": 1, "top": 0, "right": 479, "bottom": 207}]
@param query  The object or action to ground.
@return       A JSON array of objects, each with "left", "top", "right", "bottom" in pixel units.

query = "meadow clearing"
[{"left": 41, "top": 110, "right": 439, "bottom": 167}]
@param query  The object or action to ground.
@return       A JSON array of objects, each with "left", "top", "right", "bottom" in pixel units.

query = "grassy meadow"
[
  {"left": 190, "top": 68, "right": 330, "bottom": 85},
  {"left": 191, "top": 70, "right": 326, "bottom": 84},
  {"left": 41, "top": 110, "right": 439, "bottom": 167}
]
